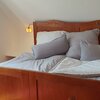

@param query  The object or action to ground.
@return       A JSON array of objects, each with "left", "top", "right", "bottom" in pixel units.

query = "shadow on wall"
[{"left": 0, "top": 1, "right": 33, "bottom": 58}]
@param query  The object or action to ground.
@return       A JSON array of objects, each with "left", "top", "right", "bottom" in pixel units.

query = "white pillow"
[
  {"left": 37, "top": 31, "right": 68, "bottom": 44},
  {"left": 66, "top": 29, "right": 99, "bottom": 59}
]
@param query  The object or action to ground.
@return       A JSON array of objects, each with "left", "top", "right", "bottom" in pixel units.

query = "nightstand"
[
  {"left": 0, "top": 55, "right": 16, "bottom": 63},
  {"left": 5, "top": 55, "right": 16, "bottom": 60}
]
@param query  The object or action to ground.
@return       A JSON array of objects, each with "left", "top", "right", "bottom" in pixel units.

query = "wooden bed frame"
[
  {"left": 0, "top": 20, "right": 100, "bottom": 100},
  {"left": 33, "top": 20, "right": 100, "bottom": 44}
]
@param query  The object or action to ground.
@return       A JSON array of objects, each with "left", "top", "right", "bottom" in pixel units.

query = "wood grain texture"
[
  {"left": 33, "top": 20, "right": 100, "bottom": 45},
  {"left": 5, "top": 56, "right": 15, "bottom": 61},
  {"left": 36, "top": 72, "right": 100, "bottom": 100},
  {"left": 0, "top": 68, "right": 30, "bottom": 100},
  {"left": 0, "top": 68, "right": 100, "bottom": 100}
]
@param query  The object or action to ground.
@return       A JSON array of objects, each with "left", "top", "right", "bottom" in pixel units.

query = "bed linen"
[
  {"left": 0, "top": 52, "right": 65, "bottom": 72},
  {"left": 49, "top": 57, "right": 100, "bottom": 78},
  {"left": 1, "top": 53, "right": 100, "bottom": 80},
  {"left": 32, "top": 34, "right": 68, "bottom": 59},
  {"left": 37, "top": 31, "right": 67, "bottom": 44},
  {"left": 66, "top": 29, "right": 99, "bottom": 59}
]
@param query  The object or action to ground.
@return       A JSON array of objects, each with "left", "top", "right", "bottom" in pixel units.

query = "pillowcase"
[
  {"left": 32, "top": 35, "right": 69, "bottom": 59},
  {"left": 80, "top": 41, "right": 100, "bottom": 61},
  {"left": 37, "top": 31, "right": 68, "bottom": 44},
  {"left": 66, "top": 29, "right": 99, "bottom": 59}
]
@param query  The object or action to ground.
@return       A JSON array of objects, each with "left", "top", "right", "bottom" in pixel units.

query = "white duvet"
[
  {"left": 49, "top": 57, "right": 100, "bottom": 76},
  {"left": 0, "top": 53, "right": 65, "bottom": 72},
  {"left": 1, "top": 53, "right": 100, "bottom": 79}
]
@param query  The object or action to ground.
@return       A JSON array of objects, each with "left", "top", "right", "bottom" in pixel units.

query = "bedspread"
[
  {"left": 49, "top": 57, "right": 100, "bottom": 78},
  {"left": 0, "top": 52, "right": 65, "bottom": 72}
]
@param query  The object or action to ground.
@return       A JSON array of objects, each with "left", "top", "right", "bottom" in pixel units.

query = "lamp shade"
[{"left": 26, "top": 25, "right": 32, "bottom": 33}]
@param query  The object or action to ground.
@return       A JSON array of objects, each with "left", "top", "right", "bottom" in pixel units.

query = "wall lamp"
[{"left": 25, "top": 24, "right": 32, "bottom": 33}]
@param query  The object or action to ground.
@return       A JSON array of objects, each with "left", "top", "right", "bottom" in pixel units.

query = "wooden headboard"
[{"left": 33, "top": 20, "right": 100, "bottom": 45}]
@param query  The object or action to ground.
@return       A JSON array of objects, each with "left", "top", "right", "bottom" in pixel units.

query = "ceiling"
[{"left": 0, "top": 0, "right": 100, "bottom": 24}]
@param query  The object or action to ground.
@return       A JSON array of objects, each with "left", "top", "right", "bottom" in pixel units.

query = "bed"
[{"left": 0, "top": 20, "right": 100, "bottom": 100}]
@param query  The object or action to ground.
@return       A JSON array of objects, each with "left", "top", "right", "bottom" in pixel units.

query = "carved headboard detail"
[{"left": 33, "top": 20, "right": 100, "bottom": 45}]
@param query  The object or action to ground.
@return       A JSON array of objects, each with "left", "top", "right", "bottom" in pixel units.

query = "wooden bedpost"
[{"left": 33, "top": 21, "right": 37, "bottom": 45}]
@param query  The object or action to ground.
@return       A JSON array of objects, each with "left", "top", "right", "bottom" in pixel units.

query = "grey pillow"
[
  {"left": 80, "top": 41, "right": 100, "bottom": 61},
  {"left": 32, "top": 35, "right": 69, "bottom": 59},
  {"left": 66, "top": 29, "right": 99, "bottom": 59}
]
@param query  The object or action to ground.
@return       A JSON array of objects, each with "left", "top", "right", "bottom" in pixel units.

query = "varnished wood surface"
[
  {"left": 5, "top": 56, "right": 15, "bottom": 61},
  {"left": 33, "top": 20, "right": 100, "bottom": 45},
  {"left": 36, "top": 72, "right": 100, "bottom": 100},
  {"left": 0, "top": 68, "right": 30, "bottom": 100},
  {"left": 0, "top": 68, "right": 100, "bottom": 100}
]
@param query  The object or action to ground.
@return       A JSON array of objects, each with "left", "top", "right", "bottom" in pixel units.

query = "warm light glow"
[{"left": 26, "top": 25, "right": 32, "bottom": 33}]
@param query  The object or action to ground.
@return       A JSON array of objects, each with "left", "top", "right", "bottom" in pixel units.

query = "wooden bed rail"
[{"left": 0, "top": 68, "right": 100, "bottom": 100}]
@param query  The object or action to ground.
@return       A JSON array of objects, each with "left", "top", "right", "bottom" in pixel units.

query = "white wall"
[
  {"left": 1, "top": 0, "right": 100, "bottom": 23},
  {"left": 0, "top": 10, "right": 14, "bottom": 60},
  {"left": 0, "top": 2, "right": 33, "bottom": 61},
  {"left": 0, "top": 0, "right": 100, "bottom": 60}
]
